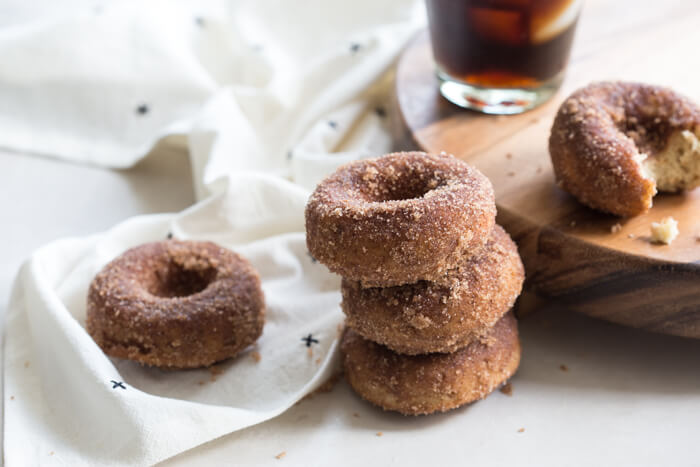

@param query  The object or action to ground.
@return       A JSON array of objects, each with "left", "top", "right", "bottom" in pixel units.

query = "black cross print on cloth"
[
  {"left": 306, "top": 251, "right": 317, "bottom": 263},
  {"left": 328, "top": 120, "right": 338, "bottom": 129},
  {"left": 136, "top": 103, "right": 149, "bottom": 116},
  {"left": 350, "top": 42, "right": 361, "bottom": 54},
  {"left": 194, "top": 16, "right": 205, "bottom": 27},
  {"left": 375, "top": 107, "right": 386, "bottom": 118},
  {"left": 166, "top": 232, "right": 173, "bottom": 239},
  {"left": 301, "top": 334, "right": 319, "bottom": 347},
  {"left": 111, "top": 380, "right": 126, "bottom": 390}
]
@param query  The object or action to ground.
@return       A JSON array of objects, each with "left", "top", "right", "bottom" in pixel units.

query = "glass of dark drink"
[{"left": 426, "top": 0, "right": 582, "bottom": 114}]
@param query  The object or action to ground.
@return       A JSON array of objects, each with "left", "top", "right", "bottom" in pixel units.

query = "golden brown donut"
[
  {"left": 550, "top": 81, "right": 700, "bottom": 217},
  {"left": 87, "top": 240, "right": 265, "bottom": 368},
  {"left": 305, "top": 151, "right": 496, "bottom": 286},
  {"left": 341, "top": 225, "right": 523, "bottom": 355},
  {"left": 342, "top": 312, "right": 520, "bottom": 415}
]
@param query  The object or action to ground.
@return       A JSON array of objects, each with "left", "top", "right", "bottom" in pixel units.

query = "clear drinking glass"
[{"left": 425, "top": 0, "right": 583, "bottom": 114}]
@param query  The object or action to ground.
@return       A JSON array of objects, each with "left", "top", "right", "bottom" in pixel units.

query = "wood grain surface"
[{"left": 391, "top": 0, "right": 700, "bottom": 337}]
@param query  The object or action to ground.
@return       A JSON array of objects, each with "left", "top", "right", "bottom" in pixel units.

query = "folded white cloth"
[
  {"left": 0, "top": 0, "right": 422, "bottom": 197},
  {"left": 2, "top": 0, "right": 424, "bottom": 464},
  {"left": 6, "top": 176, "right": 343, "bottom": 466}
]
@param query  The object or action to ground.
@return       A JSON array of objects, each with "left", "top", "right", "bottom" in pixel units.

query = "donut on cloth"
[
  {"left": 550, "top": 81, "right": 700, "bottom": 217},
  {"left": 341, "top": 312, "right": 521, "bottom": 415},
  {"left": 305, "top": 151, "right": 496, "bottom": 286},
  {"left": 341, "top": 225, "right": 524, "bottom": 355},
  {"left": 87, "top": 240, "right": 265, "bottom": 368}
]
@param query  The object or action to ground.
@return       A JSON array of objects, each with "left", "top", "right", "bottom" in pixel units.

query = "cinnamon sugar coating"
[
  {"left": 341, "top": 312, "right": 520, "bottom": 416},
  {"left": 87, "top": 240, "right": 265, "bottom": 369},
  {"left": 549, "top": 81, "right": 700, "bottom": 217},
  {"left": 342, "top": 225, "right": 523, "bottom": 355},
  {"left": 305, "top": 152, "right": 496, "bottom": 286}
]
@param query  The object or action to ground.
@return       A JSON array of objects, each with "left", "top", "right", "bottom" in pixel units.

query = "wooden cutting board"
[{"left": 391, "top": 0, "right": 700, "bottom": 338}]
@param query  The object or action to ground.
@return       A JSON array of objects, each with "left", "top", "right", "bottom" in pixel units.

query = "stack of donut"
[{"left": 306, "top": 151, "right": 525, "bottom": 415}]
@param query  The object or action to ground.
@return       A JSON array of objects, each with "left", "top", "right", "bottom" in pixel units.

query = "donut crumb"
[
  {"left": 500, "top": 382, "right": 513, "bottom": 396},
  {"left": 251, "top": 351, "right": 261, "bottom": 363},
  {"left": 376, "top": 432, "right": 383, "bottom": 437},
  {"left": 610, "top": 223, "right": 622, "bottom": 234},
  {"left": 559, "top": 364, "right": 569, "bottom": 372},
  {"left": 209, "top": 365, "right": 224, "bottom": 382},
  {"left": 275, "top": 451, "right": 286, "bottom": 460},
  {"left": 517, "top": 428, "right": 525, "bottom": 433},
  {"left": 650, "top": 217, "right": 679, "bottom": 244}
]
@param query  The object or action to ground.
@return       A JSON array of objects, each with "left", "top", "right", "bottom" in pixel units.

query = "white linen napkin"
[
  {"left": 1, "top": 0, "right": 425, "bottom": 465},
  {"left": 6, "top": 175, "right": 344, "bottom": 466},
  {"left": 0, "top": 0, "right": 423, "bottom": 197}
]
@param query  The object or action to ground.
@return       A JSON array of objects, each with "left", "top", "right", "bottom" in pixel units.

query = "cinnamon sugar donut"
[
  {"left": 87, "top": 240, "right": 265, "bottom": 368},
  {"left": 341, "top": 312, "right": 520, "bottom": 415},
  {"left": 341, "top": 225, "right": 523, "bottom": 355},
  {"left": 305, "top": 152, "right": 496, "bottom": 286},
  {"left": 550, "top": 81, "right": 700, "bottom": 217}
]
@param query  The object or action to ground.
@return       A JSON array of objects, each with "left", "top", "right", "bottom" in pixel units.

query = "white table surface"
[{"left": 2, "top": 145, "right": 700, "bottom": 467}]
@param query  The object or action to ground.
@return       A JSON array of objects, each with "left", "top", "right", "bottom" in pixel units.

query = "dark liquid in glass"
[{"left": 426, "top": 0, "right": 580, "bottom": 88}]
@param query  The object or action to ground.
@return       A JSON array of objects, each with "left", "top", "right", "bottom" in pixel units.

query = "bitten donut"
[
  {"left": 87, "top": 240, "right": 265, "bottom": 368},
  {"left": 341, "top": 225, "right": 523, "bottom": 355},
  {"left": 550, "top": 81, "right": 700, "bottom": 217},
  {"left": 342, "top": 312, "right": 520, "bottom": 415},
  {"left": 305, "top": 151, "right": 496, "bottom": 286}
]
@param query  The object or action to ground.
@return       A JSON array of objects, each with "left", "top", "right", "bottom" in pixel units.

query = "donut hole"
[
  {"left": 148, "top": 260, "right": 217, "bottom": 298},
  {"left": 376, "top": 179, "right": 438, "bottom": 202},
  {"left": 621, "top": 115, "right": 673, "bottom": 154},
  {"left": 358, "top": 172, "right": 443, "bottom": 202}
]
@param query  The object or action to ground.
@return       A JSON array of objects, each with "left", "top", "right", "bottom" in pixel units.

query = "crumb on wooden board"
[{"left": 650, "top": 217, "right": 678, "bottom": 245}]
